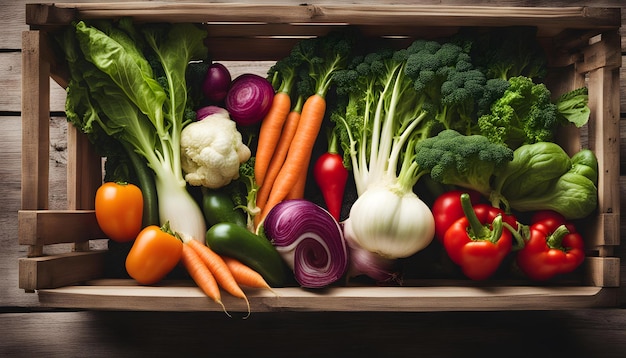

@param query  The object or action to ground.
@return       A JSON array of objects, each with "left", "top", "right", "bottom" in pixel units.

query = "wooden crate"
[{"left": 19, "top": 2, "right": 622, "bottom": 312}]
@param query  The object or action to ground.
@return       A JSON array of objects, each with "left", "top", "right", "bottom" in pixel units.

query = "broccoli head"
[
  {"left": 403, "top": 40, "right": 489, "bottom": 134},
  {"left": 477, "top": 76, "right": 558, "bottom": 149},
  {"left": 414, "top": 129, "right": 514, "bottom": 196}
]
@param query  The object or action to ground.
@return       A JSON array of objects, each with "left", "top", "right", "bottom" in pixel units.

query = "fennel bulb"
[{"left": 347, "top": 184, "right": 434, "bottom": 259}]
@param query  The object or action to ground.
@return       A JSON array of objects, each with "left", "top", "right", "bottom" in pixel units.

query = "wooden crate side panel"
[
  {"left": 18, "top": 250, "right": 106, "bottom": 291},
  {"left": 66, "top": 124, "right": 102, "bottom": 211},
  {"left": 586, "top": 62, "right": 621, "bottom": 250},
  {"left": 21, "top": 30, "right": 50, "bottom": 212}
]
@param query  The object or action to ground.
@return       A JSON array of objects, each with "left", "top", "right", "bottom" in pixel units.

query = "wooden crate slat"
[
  {"left": 21, "top": 30, "right": 50, "bottom": 211},
  {"left": 26, "top": 4, "right": 621, "bottom": 29},
  {"left": 66, "top": 124, "right": 102, "bottom": 211},
  {"left": 584, "top": 257, "right": 621, "bottom": 287},
  {"left": 18, "top": 251, "right": 106, "bottom": 291},
  {"left": 587, "top": 67, "right": 621, "bottom": 218},
  {"left": 36, "top": 281, "right": 618, "bottom": 312},
  {"left": 18, "top": 210, "right": 106, "bottom": 247}
]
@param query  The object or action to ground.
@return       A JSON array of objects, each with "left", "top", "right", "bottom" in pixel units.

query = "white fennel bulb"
[{"left": 347, "top": 185, "right": 435, "bottom": 259}]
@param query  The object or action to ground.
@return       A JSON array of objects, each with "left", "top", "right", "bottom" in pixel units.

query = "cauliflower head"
[{"left": 181, "top": 109, "right": 251, "bottom": 188}]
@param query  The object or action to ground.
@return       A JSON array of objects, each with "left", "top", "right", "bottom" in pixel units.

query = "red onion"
[
  {"left": 195, "top": 105, "right": 228, "bottom": 121},
  {"left": 202, "top": 62, "right": 231, "bottom": 103},
  {"left": 225, "top": 73, "right": 274, "bottom": 126},
  {"left": 263, "top": 199, "right": 348, "bottom": 288}
]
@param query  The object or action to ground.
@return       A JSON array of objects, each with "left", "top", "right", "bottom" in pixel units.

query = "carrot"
[
  {"left": 254, "top": 92, "right": 291, "bottom": 187},
  {"left": 285, "top": 156, "right": 309, "bottom": 200},
  {"left": 260, "top": 93, "right": 327, "bottom": 223},
  {"left": 180, "top": 243, "right": 228, "bottom": 316},
  {"left": 186, "top": 239, "right": 250, "bottom": 317},
  {"left": 255, "top": 96, "right": 303, "bottom": 217},
  {"left": 222, "top": 256, "right": 278, "bottom": 296}
]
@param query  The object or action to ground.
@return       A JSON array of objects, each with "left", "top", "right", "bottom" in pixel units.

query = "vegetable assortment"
[{"left": 61, "top": 17, "right": 600, "bottom": 310}]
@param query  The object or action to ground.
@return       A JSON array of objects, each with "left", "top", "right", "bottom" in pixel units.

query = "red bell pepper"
[
  {"left": 516, "top": 210, "right": 585, "bottom": 281},
  {"left": 432, "top": 189, "right": 481, "bottom": 242},
  {"left": 443, "top": 193, "right": 518, "bottom": 280}
]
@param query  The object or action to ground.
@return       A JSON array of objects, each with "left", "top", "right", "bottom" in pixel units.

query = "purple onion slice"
[{"left": 264, "top": 199, "right": 348, "bottom": 288}]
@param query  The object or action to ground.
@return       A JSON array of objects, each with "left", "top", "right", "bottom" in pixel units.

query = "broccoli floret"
[
  {"left": 477, "top": 78, "right": 510, "bottom": 117},
  {"left": 414, "top": 129, "right": 514, "bottom": 197},
  {"left": 478, "top": 76, "right": 558, "bottom": 149},
  {"left": 404, "top": 40, "right": 488, "bottom": 135}
]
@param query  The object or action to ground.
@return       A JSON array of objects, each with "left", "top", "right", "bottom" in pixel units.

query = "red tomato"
[
  {"left": 95, "top": 182, "right": 143, "bottom": 243},
  {"left": 125, "top": 225, "right": 183, "bottom": 285}
]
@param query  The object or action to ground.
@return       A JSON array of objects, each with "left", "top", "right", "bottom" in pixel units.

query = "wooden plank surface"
[
  {"left": 1, "top": 1, "right": 626, "bottom": 356},
  {"left": 1, "top": 309, "right": 626, "bottom": 357}
]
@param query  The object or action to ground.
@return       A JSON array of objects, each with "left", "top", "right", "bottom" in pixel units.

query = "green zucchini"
[
  {"left": 205, "top": 222, "right": 286, "bottom": 287},
  {"left": 201, "top": 188, "right": 247, "bottom": 228}
]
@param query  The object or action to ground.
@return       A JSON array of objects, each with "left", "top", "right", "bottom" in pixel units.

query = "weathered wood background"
[{"left": 1, "top": 1, "right": 626, "bottom": 356}]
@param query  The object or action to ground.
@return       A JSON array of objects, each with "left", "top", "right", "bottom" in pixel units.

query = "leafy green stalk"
[{"left": 59, "top": 19, "right": 209, "bottom": 241}]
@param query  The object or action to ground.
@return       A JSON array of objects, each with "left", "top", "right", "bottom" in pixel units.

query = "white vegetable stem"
[{"left": 153, "top": 165, "right": 206, "bottom": 243}]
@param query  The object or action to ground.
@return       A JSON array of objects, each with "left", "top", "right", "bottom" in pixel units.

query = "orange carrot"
[
  {"left": 186, "top": 239, "right": 250, "bottom": 317},
  {"left": 254, "top": 92, "right": 291, "bottom": 187},
  {"left": 260, "top": 94, "right": 327, "bottom": 222},
  {"left": 180, "top": 243, "right": 228, "bottom": 315},
  {"left": 255, "top": 97, "right": 303, "bottom": 216},
  {"left": 286, "top": 156, "right": 309, "bottom": 200},
  {"left": 222, "top": 256, "right": 278, "bottom": 296}
]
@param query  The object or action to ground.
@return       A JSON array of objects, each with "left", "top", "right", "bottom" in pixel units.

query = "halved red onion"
[{"left": 263, "top": 199, "right": 348, "bottom": 288}]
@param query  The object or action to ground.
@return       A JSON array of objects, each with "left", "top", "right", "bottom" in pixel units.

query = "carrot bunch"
[
  {"left": 180, "top": 238, "right": 274, "bottom": 318},
  {"left": 253, "top": 30, "right": 357, "bottom": 228}
]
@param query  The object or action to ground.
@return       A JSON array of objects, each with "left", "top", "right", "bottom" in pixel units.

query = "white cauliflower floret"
[{"left": 180, "top": 109, "right": 251, "bottom": 188}]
